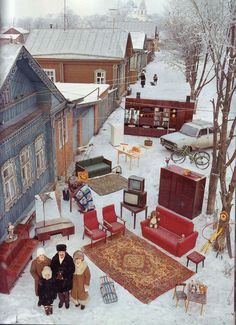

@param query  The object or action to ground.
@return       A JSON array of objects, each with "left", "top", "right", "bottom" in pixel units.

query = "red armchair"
[
  {"left": 83, "top": 210, "right": 107, "bottom": 246},
  {"left": 102, "top": 204, "right": 126, "bottom": 237}
]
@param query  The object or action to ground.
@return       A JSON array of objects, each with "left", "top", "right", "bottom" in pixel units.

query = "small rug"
[
  {"left": 82, "top": 230, "right": 194, "bottom": 304},
  {"left": 88, "top": 174, "right": 127, "bottom": 196}
]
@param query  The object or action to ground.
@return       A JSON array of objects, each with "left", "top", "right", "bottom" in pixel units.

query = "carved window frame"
[
  {"left": 35, "top": 135, "right": 46, "bottom": 178},
  {"left": 20, "top": 145, "right": 33, "bottom": 192},
  {"left": 1, "top": 158, "right": 19, "bottom": 211}
]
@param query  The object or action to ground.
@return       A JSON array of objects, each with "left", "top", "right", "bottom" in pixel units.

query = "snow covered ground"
[{"left": 0, "top": 52, "right": 234, "bottom": 325}]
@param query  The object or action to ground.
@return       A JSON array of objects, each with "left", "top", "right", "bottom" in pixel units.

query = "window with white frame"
[
  {"left": 20, "top": 145, "right": 33, "bottom": 191},
  {"left": 95, "top": 69, "right": 106, "bottom": 84},
  {"left": 58, "top": 115, "right": 68, "bottom": 149},
  {"left": 43, "top": 69, "right": 56, "bottom": 82},
  {"left": 1, "top": 158, "right": 19, "bottom": 211},
  {"left": 35, "top": 135, "right": 46, "bottom": 178}
]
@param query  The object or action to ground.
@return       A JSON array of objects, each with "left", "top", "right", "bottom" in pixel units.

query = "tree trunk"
[{"left": 206, "top": 172, "right": 219, "bottom": 215}]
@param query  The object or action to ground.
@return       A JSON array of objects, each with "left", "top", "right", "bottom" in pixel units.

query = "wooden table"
[
  {"left": 120, "top": 202, "right": 148, "bottom": 229},
  {"left": 35, "top": 218, "right": 75, "bottom": 245},
  {"left": 185, "top": 284, "right": 207, "bottom": 315},
  {"left": 115, "top": 145, "right": 141, "bottom": 170}
]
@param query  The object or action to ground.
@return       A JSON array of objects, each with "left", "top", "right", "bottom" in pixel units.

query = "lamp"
[{"left": 165, "top": 157, "right": 170, "bottom": 168}]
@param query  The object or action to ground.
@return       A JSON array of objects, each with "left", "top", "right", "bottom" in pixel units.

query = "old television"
[
  {"left": 128, "top": 175, "right": 145, "bottom": 192},
  {"left": 123, "top": 189, "right": 147, "bottom": 208}
]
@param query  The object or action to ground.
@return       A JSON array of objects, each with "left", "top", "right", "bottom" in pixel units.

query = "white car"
[{"left": 160, "top": 120, "right": 216, "bottom": 151}]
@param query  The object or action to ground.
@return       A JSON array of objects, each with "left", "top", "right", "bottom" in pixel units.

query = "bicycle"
[{"left": 170, "top": 145, "right": 210, "bottom": 169}]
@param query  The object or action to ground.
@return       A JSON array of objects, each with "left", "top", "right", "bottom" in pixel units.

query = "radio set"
[{"left": 123, "top": 175, "right": 147, "bottom": 208}]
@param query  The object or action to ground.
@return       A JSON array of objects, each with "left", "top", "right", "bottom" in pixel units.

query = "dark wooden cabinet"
[
  {"left": 124, "top": 97, "right": 195, "bottom": 138},
  {"left": 158, "top": 165, "right": 206, "bottom": 219}
]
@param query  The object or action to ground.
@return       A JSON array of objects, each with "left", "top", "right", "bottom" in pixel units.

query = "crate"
[{"left": 100, "top": 276, "right": 118, "bottom": 304}]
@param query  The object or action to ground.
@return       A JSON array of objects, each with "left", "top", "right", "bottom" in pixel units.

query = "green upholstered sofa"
[{"left": 75, "top": 156, "right": 112, "bottom": 178}]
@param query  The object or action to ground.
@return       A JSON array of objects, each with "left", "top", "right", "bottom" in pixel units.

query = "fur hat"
[
  {"left": 42, "top": 266, "right": 52, "bottom": 279},
  {"left": 56, "top": 244, "right": 67, "bottom": 252},
  {"left": 73, "top": 250, "right": 84, "bottom": 262},
  {"left": 37, "top": 247, "right": 45, "bottom": 257}
]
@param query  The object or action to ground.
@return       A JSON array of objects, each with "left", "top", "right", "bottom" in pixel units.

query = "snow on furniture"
[
  {"left": 140, "top": 205, "right": 198, "bottom": 257},
  {"left": 75, "top": 156, "right": 112, "bottom": 178},
  {"left": 0, "top": 224, "right": 38, "bottom": 294}
]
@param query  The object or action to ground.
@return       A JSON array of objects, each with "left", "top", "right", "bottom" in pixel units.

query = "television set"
[
  {"left": 123, "top": 189, "right": 147, "bottom": 208},
  {"left": 128, "top": 175, "right": 145, "bottom": 192}
]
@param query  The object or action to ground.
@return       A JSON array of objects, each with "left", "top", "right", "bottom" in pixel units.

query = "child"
[
  {"left": 38, "top": 266, "right": 57, "bottom": 316},
  {"left": 71, "top": 250, "right": 91, "bottom": 310}
]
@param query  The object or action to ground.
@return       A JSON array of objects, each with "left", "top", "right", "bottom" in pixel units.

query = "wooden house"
[
  {"left": 25, "top": 28, "right": 134, "bottom": 101},
  {"left": 55, "top": 83, "right": 116, "bottom": 153},
  {"left": 0, "top": 45, "right": 72, "bottom": 240},
  {"left": 2, "top": 26, "right": 29, "bottom": 43},
  {"left": 129, "top": 32, "right": 147, "bottom": 83}
]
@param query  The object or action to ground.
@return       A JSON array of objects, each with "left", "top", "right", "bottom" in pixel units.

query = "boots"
[
  {"left": 81, "top": 305, "right": 85, "bottom": 310},
  {"left": 44, "top": 306, "right": 50, "bottom": 316},
  {"left": 49, "top": 305, "right": 53, "bottom": 315}
]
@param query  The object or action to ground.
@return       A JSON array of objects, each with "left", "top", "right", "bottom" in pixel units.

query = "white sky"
[{"left": 1, "top": 0, "right": 166, "bottom": 24}]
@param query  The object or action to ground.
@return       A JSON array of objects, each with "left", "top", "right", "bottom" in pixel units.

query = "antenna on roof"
[{"left": 64, "top": 0, "right": 67, "bottom": 31}]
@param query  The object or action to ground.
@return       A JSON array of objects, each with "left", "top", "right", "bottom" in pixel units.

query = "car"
[{"left": 160, "top": 120, "right": 216, "bottom": 151}]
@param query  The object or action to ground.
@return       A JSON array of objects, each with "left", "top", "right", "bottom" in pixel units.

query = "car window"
[
  {"left": 198, "top": 128, "right": 208, "bottom": 136},
  {"left": 180, "top": 124, "right": 199, "bottom": 137}
]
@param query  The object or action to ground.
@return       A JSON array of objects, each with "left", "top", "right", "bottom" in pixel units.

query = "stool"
[{"left": 186, "top": 251, "right": 205, "bottom": 273}]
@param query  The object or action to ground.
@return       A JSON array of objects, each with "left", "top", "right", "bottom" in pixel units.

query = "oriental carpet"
[
  {"left": 88, "top": 174, "right": 127, "bottom": 196},
  {"left": 82, "top": 229, "right": 194, "bottom": 304}
]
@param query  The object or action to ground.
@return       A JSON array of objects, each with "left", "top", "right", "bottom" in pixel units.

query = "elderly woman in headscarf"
[{"left": 70, "top": 250, "right": 91, "bottom": 310}]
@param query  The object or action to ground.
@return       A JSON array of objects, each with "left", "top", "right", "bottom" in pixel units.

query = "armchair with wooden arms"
[
  {"left": 102, "top": 204, "right": 126, "bottom": 237},
  {"left": 83, "top": 210, "right": 107, "bottom": 246}
]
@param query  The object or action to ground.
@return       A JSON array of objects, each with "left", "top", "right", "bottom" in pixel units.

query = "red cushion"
[
  {"left": 144, "top": 227, "right": 180, "bottom": 254},
  {"left": 103, "top": 205, "right": 117, "bottom": 223},
  {"left": 91, "top": 229, "right": 106, "bottom": 240},
  {"left": 109, "top": 222, "right": 125, "bottom": 234}
]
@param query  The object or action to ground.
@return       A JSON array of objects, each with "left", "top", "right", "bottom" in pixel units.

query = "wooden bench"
[{"left": 0, "top": 224, "right": 38, "bottom": 294}]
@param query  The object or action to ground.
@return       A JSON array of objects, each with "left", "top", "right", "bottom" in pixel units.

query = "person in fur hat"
[
  {"left": 30, "top": 247, "right": 51, "bottom": 306},
  {"left": 50, "top": 244, "right": 75, "bottom": 309},
  {"left": 71, "top": 250, "right": 91, "bottom": 310},
  {"left": 38, "top": 266, "right": 57, "bottom": 316}
]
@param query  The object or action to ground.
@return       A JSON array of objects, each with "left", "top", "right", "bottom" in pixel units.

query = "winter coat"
[
  {"left": 140, "top": 73, "right": 146, "bottom": 86},
  {"left": 71, "top": 261, "right": 91, "bottom": 306},
  {"left": 38, "top": 278, "right": 57, "bottom": 306},
  {"left": 50, "top": 252, "right": 75, "bottom": 293},
  {"left": 30, "top": 257, "right": 51, "bottom": 296}
]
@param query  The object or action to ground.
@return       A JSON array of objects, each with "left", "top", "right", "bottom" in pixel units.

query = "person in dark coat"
[
  {"left": 140, "top": 71, "right": 146, "bottom": 88},
  {"left": 50, "top": 244, "right": 75, "bottom": 309},
  {"left": 38, "top": 266, "right": 57, "bottom": 315},
  {"left": 153, "top": 74, "right": 158, "bottom": 85}
]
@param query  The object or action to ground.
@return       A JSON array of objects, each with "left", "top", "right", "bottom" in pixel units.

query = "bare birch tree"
[
  {"left": 162, "top": 0, "right": 215, "bottom": 102},
  {"left": 191, "top": 0, "right": 236, "bottom": 256}
]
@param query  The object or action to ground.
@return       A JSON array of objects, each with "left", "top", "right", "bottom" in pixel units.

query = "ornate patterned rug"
[
  {"left": 88, "top": 174, "right": 127, "bottom": 196},
  {"left": 82, "top": 230, "right": 194, "bottom": 304}
]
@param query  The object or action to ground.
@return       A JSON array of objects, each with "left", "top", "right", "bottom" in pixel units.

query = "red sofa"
[{"left": 140, "top": 205, "right": 198, "bottom": 257}]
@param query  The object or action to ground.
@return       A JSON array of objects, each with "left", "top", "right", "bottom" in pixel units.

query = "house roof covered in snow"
[
  {"left": 104, "top": 21, "right": 157, "bottom": 39},
  {"left": 25, "top": 29, "right": 130, "bottom": 60},
  {"left": 3, "top": 26, "right": 29, "bottom": 34},
  {"left": 130, "top": 32, "right": 146, "bottom": 49},
  {"left": 54, "top": 82, "right": 110, "bottom": 104},
  {"left": 0, "top": 34, "right": 20, "bottom": 39},
  {"left": 0, "top": 44, "right": 22, "bottom": 87}
]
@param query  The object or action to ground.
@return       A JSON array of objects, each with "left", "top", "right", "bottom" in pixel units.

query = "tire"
[
  {"left": 194, "top": 151, "right": 210, "bottom": 169},
  {"left": 171, "top": 151, "right": 186, "bottom": 164}
]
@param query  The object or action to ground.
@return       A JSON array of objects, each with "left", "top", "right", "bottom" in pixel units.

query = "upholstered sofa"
[
  {"left": 75, "top": 156, "right": 112, "bottom": 178},
  {"left": 140, "top": 205, "right": 198, "bottom": 257}
]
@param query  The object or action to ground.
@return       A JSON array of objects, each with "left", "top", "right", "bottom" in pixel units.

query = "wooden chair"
[
  {"left": 102, "top": 204, "right": 126, "bottom": 237},
  {"left": 83, "top": 210, "right": 107, "bottom": 246},
  {"left": 173, "top": 283, "right": 187, "bottom": 307}
]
